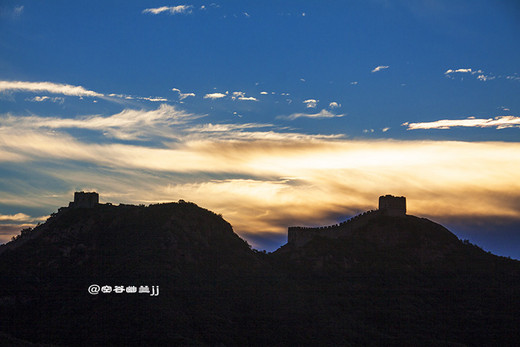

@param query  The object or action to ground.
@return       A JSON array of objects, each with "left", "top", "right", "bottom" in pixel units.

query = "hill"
[
  {"left": 0, "top": 201, "right": 519, "bottom": 346},
  {"left": 276, "top": 214, "right": 516, "bottom": 272}
]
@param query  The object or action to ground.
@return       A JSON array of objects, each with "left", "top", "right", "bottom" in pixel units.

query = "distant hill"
[
  {"left": 277, "top": 214, "right": 516, "bottom": 272},
  {"left": 1, "top": 201, "right": 519, "bottom": 346}
]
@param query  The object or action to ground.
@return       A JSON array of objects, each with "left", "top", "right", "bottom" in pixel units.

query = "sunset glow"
[{"left": 1, "top": 1, "right": 519, "bottom": 257}]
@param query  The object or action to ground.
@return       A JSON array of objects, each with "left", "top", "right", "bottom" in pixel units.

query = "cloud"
[
  {"left": 0, "top": 104, "right": 204, "bottom": 141},
  {"left": 1, "top": 5, "right": 24, "bottom": 19},
  {"left": 172, "top": 88, "right": 195, "bottom": 100},
  {"left": 26, "top": 96, "right": 65, "bottom": 104},
  {"left": 139, "top": 96, "right": 168, "bottom": 102},
  {"left": 204, "top": 92, "right": 227, "bottom": 100},
  {"left": 185, "top": 123, "right": 273, "bottom": 133},
  {"left": 329, "top": 102, "right": 341, "bottom": 109},
  {"left": 29, "top": 96, "right": 50, "bottom": 102},
  {"left": 231, "top": 91, "right": 257, "bottom": 101},
  {"left": 303, "top": 99, "right": 318, "bottom": 108},
  {"left": 1, "top": 105, "right": 341, "bottom": 145},
  {"left": 280, "top": 109, "right": 345, "bottom": 120},
  {"left": 238, "top": 96, "right": 258, "bottom": 101},
  {"left": 13, "top": 5, "right": 24, "bottom": 16},
  {"left": 2, "top": 105, "right": 520, "bottom": 254},
  {"left": 232, "top": 92, "right": 245, "bottom": 100},
  {"left": 372, "top": 65, "right": 389, "bottom": 73},
  {"left": 0, "top": 80, "right": 103, "bottom": 97},
  {"left": 445, "top": 68, "right": 473, "bottom": 74},
  {"left": 3, "top": 130, "right": 520, "bottom": 251},
  {"left": 0, "top": 213, "right": 32, "bottom": 222},
  {"left": 477, "top": 74, "right": 495, "bottom": 82},
  {"left": 107, "top": 93, "right": 134, "bottom": 100},
  {"left": 142, "top": 5, "right": 193, "bottom": 15},
  {"left": 444, "top": 68, "right": 497, "bottom": 81},
  {"left": 403, "top": 116, "right": 520, "bottom": 130},
  {"left": 0, "top": 213, "right": 46, "bottom": 224}
]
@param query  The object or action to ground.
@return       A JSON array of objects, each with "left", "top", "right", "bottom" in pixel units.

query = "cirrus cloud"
[
  {"left": 172, "top": 88, "right": 195, "bottom": 100},
  {"left": 303, "top": 99, "right": 318, "bottom": 108},
  {"left": 403, "top": 116, "right": 520, "bottom": 130},
  {"left": 279, "top": 109, "right": 345, "bottom": 120},
  {"left": 0, "top": 80, "right": 103, "bottom": 97},
  {"left": 204, "top": 92, "right": 227, "bottom": 100},
  {"left": 372, "top": 65, "right": 389, "bottom": 73},
  {"left": 0, "top": 104, "right": 204, "bottom": 141},
  {"left": 1, "top": 104, "right": 520, "bottom": 254},
  {"left": 142, "top": 5, "right": 193, "bottom": 15}
]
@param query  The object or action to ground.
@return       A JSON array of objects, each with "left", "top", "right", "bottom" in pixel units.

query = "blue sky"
[{"left": 1, "top": 1, "right": 520, "bottom": 258}]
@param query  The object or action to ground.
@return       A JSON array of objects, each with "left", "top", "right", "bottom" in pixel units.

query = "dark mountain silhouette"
[{"left": 1, "top": 200, "right": 519, "bottom": 346}]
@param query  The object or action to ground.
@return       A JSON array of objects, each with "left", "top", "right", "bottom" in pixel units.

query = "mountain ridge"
[{"left": 1, "top": 200, "right": 519, "bottom": 346}]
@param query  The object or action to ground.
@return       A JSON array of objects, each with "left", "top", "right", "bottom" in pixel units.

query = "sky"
[{"left": 1, "top": 0, "right": 519, "bottom": 258}]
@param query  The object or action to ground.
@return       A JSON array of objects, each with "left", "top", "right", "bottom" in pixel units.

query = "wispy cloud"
[
  {"left": 13, "top": 6, "right": 24, "bottom": 15},
  {"left": 372, "top": 65, "right": 389, "bottom": 73},
  {"left": 204, "top": 92, "right": 227, "bottom": 100},
  {"left": 172, "top": 88, "right": 195, "bottom": 100},
  {"left": 2, "top": 124, "right": 519, "bottom": 250},
  {"left": 139, "top": 96, "right": 169, "bottom": 102},
  {"left": 477, "top": 74, "right": 495, "bottom": 82},
  {"left": 231, "top": 92, "right": 258, "bottom": 101},
  {"left": 403, "top": 116, "right": 520, "bottom": 130},
  {"left": 329, "top": 102, "right": 341, "bottom": 109},
  {"left": 2, "top": 104, "right": 520, "bottom": 251},
  {"left": 0, "top": 80, "right": 103, "bottom": 97},
  {"left": 0, "top": 104, "right": 203, "bottom": 141},
  {"left": 303, "top": 99, "right": 318, "bottom": 108},
  {"left": 1, "top": 5, "right": 24, "bottom": 19},
  {"left": 444, "top": 68, "right": 497, "bottom": 82},
  {"left": 0, "top": 213, "right": 31, "bottom": 222},
  {"left": 26, "top": 96, "right": 65, "bottom": 104},
  {"left": 280, "top": 109, "right": 345, "bottom": 120},
  {"left": 185, "top": 123, "right": 273, "bottom": 133},
  {"left": 0, "top": 213, "right": 46, "bottom": 223},
  {"left": 445, "top": 68, "right": 474, "bottom": 74},
  {"left": 142, "top": 5, "right": 193, "bottom": 15}
]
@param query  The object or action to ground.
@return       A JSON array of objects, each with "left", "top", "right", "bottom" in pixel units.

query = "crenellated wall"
[
  {"left": 288, "top": 195, "right": 407, "bottom": 247},
  {"left": 288, "top": 210, "right": 380, "bottom": 247}
]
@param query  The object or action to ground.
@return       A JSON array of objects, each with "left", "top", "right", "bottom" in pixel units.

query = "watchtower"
[
  {"left": 378, "top": 195, "right": 406, "bottom": 216},
  {"left": 70, "top": 191, "right": 99, "bottom": 208}
]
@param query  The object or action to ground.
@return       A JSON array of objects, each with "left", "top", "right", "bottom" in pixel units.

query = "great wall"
[{"left": 288, "top": 195, "right": 406, "bottom": 247}]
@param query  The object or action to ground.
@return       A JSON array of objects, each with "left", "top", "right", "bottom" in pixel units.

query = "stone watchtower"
[
  {"left": 378, "top": 195, "right": 406, "bottom": 216},
  {"left": 69, "top": 191, "right": 99, "bottom": 208}
]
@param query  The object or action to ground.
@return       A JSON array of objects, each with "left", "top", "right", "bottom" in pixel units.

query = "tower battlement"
[
  {"left": 378, "top": 195, "right": 406, "bottom": 216},
  {"left": 69, "top": 191, "right": 99, "bottom": 209}
]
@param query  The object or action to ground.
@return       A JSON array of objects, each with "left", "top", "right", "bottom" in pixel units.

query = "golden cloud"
[{"left": 2, "top": 107, "right": 520, "bottom": 249}]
